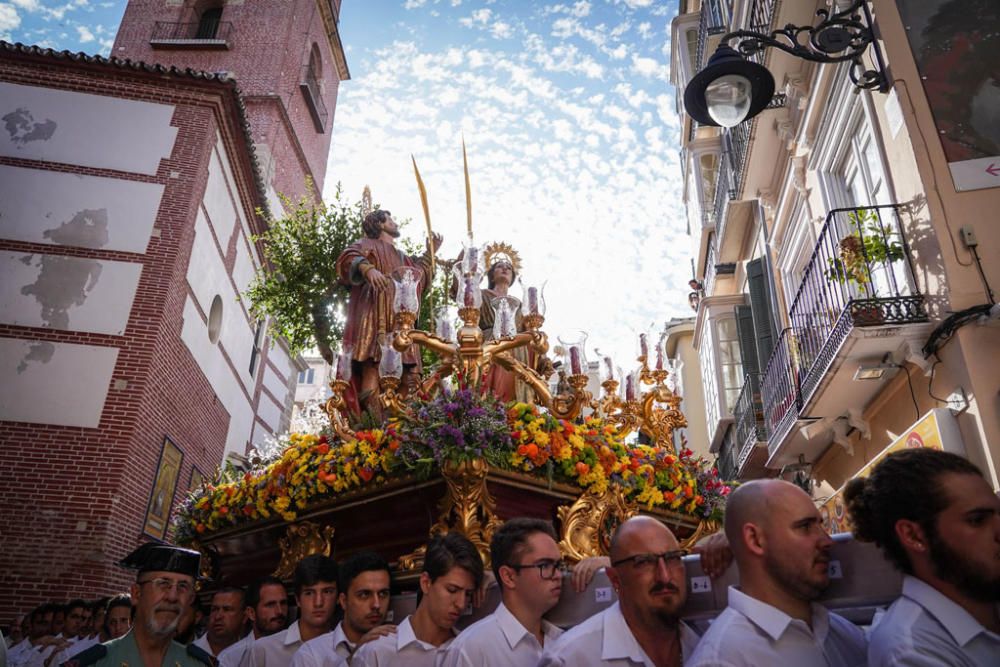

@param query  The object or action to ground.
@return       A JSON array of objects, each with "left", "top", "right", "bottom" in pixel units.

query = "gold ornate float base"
[
  {"left": 273, "top": 521, "right": 335, "bottom": 579},
  {"left": 557, "top": 488, "right": 639, "bottom": 563},
  {"left": 398, "top": 458, "right": 503, "bottom": 571}
]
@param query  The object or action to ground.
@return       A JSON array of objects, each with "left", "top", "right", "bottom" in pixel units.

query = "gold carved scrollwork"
[
  {"left": 398, "top": 458, "right": 502, "bottom": 571},
  {"left": 557, "top": 488, "right": 639, "bottom": 563},
  {"left": 189, "top": 541, "right": 217, "bottom": 583},
  {"left": 679, "top": 518, "right": 722, "bottom": 551},
  {"left": 273, "top": 521, "right": 335, "bottom": 579}
]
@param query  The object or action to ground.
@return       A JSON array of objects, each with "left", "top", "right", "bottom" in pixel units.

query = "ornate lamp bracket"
[{"left": 723, "top": 0, "right": 888, "bottom": 91}]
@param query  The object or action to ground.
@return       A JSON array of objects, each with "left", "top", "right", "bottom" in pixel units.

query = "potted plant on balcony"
[{"left": 824, "top": 208, "right": 905, "bottom": 325}]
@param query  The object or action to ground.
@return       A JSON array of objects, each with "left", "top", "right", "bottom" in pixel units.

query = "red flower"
[
  {"left": 575, "top": 462, "right": 590, "bottom": 476},
  {"left": 315, "top": 443, "right": 330, "bottom": 455},
  {"left": 358, "top": 468, "right": 374, "bottom": 482}
]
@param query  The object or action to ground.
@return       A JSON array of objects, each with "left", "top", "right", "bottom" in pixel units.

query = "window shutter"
[
  {"left": 746, "top": 257, "right": 778, "bottom": 369},
  {"left": 735, "top": 304, "right": 759, "bottom": 378}
]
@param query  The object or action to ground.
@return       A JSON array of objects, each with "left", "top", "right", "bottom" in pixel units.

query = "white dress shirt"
[
  {"left": 51, "top": 636, "right": 97, "bottom": 667},
  {"left": 686, "top": 586, "right": 867, "bottom": 667},
  {"left": 8, "top": 639, "right": 44, "bottom": 667},
  {"left": 439, "top": 602, "right": 563, "bottom": 667},
  {"left": 218, "top": 632, "right": 255, "bottom": 667},
  {"left": 249, "top": 621, "right": 316, "bottom": 667},
  {"left": 352, "top": 616, "right": 455, "bottom": 667},
  {"left": 869, "top": 575, "right": 1000, "bottom": 667},
  {"left": 289, "top": 623, "right": 352, "bottom": 667},
  {"left": 538, "top": 602, "right": 701, "bottom": 667},
  {"left": 192, "top": 633, "right": 217, "bottom": 657}
]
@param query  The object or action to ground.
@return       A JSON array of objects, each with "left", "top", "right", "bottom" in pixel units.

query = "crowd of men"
[{"left": 2, "top": 447, "right": 997, "bottom": 666}]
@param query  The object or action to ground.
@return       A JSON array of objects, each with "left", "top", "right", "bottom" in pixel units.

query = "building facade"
[
  {"left": 0, "top": 0, "right": 348, "bottom": 616},
  {"left": 670, "top": 0, "right": 1000, "bottom": 494}
]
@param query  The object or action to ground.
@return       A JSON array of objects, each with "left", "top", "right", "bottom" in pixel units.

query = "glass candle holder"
[
  {"left": 435, "top": 306, "right": 456, "bottom": 342},
  {"left": 492, "top": 296, "right": 519, "bottom": 339},
  {"left": 521, "top": 281, "right": 547, "bottom": 317},
  {"left": 558, "top": 331, "right": 588, "bottom": 376},
  {"left": 378, "top": 339, "right": 402, "bottom": 379},
  {"left": 335, "top": 346, "right": 353, "bottom": 382},
  {"left": 392, "top": 266, "right": 420, "bottom": 315}
]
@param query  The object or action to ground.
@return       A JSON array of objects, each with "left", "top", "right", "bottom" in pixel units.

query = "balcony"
[
  {"left": 150, "top": 21, "right": 232, "bottom": 49},
  {"left": 300, "top": 66, "right": 329, "bottom": 133},
  {"left": 732, "top": 373, "right": 768, "bottom": 478},
  {"left": 763, "top": 204, "right": 930, "bottom": 467},
  {"left": 717, "top": 426, "right": 740, "bottom": 481}
]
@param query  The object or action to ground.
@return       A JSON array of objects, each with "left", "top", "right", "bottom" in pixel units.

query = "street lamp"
[{"left": 684, "top": 0, "right": 889, "bottom": 127}]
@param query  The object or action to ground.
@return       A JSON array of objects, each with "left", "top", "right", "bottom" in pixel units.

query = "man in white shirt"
[
  {"left": 44, "top": 600, "right": 89, "bottom": 667},
  {"left": 441, "top": 517, "right": 564, "bottom": 667},
  {"left": 217, "top": 577, "right": 288, "bottom": 667},
  {"left": 9, "top": 604, "right": 55, "bottom": 667},
  {"left": 844, "top": 447, "right": 1000, "bottom": 666},
  {"left": 292, "top": 552, "right": 395, "bottom": 667},
  {"left": 248, "top": 555, "right": 339, "bottom": 667},
  {"left": 354, "top": 533, "right": 484, "bottom": 667},
  {"left": 193, "top": 588, "right": 246, "bottom": 658},
  {"left": 687, "top": 479, "right": 867, "bottom": 666},
  {"left": 539, "top": 516, "right": 700, "bottom": 667}
]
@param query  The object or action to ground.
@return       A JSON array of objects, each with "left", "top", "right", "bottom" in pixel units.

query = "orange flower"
[
  {"left": 218, "top": 506, "right": 229, "bottom": 515},
  {"left": 575, "top": 462, "right": 590, "bottom": 476},
  {"left": 358, "top": 468, "right": 374, "bottom": 482},
  {"left": 517, "top": 444, "right": 529, "bottom": 456},
  {"left": 388, "top": 440, "right": 399, "bottom": 452},
  {"left": 525, "top": 444, "right": 539, "bottom": 459},
  {"left": 664, "top": 491, "right": 676, "bottom": 503},
  {"left": 196, "top": 523, "right": 206, "bottom": 534},
  {"left": 315, "top": 443, "right": 330, "bottom": 455}
]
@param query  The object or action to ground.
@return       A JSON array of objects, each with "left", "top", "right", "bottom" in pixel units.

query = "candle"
[
  {"left": 465, "top": 246, "right": 478, "bottom": 274},
  {"left": 499, "top": 307, "right": 512, "bottom": 337},
  {"left": 379, "top": 344, "right": 402, "bottom": 379},
  {"left": 625, "top": 372, "right": 637, "bottom": 401},
  {"left": 527, "top": 287, "right": 539, "bottom": 315},
  {"left": 336, "top": 350, "right": 352, "bottom": 382},
  {"left": 603, "top": 356, "right": 614, "bottom": 380},
  {"left": 655, "top": 341, "right": 665, "bottom": 371},
  {"left": 437, "top": 318, "right": 454, "bottom": 342},
  {"left": 569, "top": 346, "right": 583, "bottom": 375},
  {"left": 463, "top": 279, "right": 475, "bottom": 307},
  {"left": 639, "top": 333, "right": 649, "bottom": 358}
]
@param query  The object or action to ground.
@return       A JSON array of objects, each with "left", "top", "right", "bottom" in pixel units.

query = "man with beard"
[
  {"left": 335, "top": 209, "right": 441, "bottom": 415},
  {"left": 193, "top": 589, "right": 245, "bottom": 657},
  {"left": 248, "top": 556, "right": 338, "bottom": 667},
  {"left": 66, "top": 544, "right": 212, "bottom": 667},
  {"left": 217, "top": 578, "right": 288, "bottom": 667},
  {"left": 441, "top": 518, "right": 564, "bottom": 667},
  {"left": 539, "top": 516, "right": 701, "bottom": 667},
  {"left": 291, "top": 552, "right": 395, "bottom": 667},
  {"left": 353, "top": 534, "right": 484, "bottom": 667},
  {"left": 687, "top": 480, "right": 866, "bottom": 666},
  {"left": 845, "top": 447, "right": 1000, "bottom": 666}
]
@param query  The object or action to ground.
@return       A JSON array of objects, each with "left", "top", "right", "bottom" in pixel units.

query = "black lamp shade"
[{"left": 684, "top": 45, "right": 776, "bottom": 127}]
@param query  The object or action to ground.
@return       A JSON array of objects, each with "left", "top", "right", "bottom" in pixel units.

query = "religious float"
[{"left": 172, "top": 176, "right": 731, "bottom": 589}]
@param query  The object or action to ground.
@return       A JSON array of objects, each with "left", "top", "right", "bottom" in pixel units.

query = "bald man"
[
  {"left": 686, "top": 480, "right": 867, "bottom": 666},
  {"left": 539, "top": 516, "right": 700, "bottom": 667}
]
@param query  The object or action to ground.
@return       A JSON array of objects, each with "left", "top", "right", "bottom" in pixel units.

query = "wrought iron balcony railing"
[
  {"left": 787, "top": 204, "right": 927, "bottom": 401},
  {"left": 696, "top": 0, "right": 729, "bottom": 69},
  {"left": 717, "top": 427, "right": 740, "bottom": 481},
  {"left": 762, "top": 327, "right": 801, "bottom": 441},
  {"left": 733, "top": 373, "right": 766, "bottom": 474},
  {"left": 150, "top": 20, "right": 233, "bottom": 43},
  {"left": 300, "top": 66, "right": 329, "bottom": 133},
  {"left": 712, "top": 149, "right": 735, "bottom": 238}
]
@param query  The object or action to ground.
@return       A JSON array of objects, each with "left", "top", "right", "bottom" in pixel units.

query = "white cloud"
[
  {"left": 403, "top": 0, "right": 427, "bottom": 9},
  {"left": 0, "top": 3, "right": 21, "bottom": 37},
  {"left": 76, "top": 24, "right": 93, "bottom": 42},
  {"left": 630, "top": 53, "right": 670, "bottom": 81},
  {"left": 637, "top": 21, "right": 652, "bottom": 39},
  {"left": 10, "top": 0, "right": 39, "bottom": 11}
]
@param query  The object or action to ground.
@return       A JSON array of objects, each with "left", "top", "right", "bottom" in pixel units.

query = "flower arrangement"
[
  {"left": 173, "top": 395, "right": 730, "bottom": 544},
  {"left": 825, "top": 208, "right": 905, "bottom": 289}
]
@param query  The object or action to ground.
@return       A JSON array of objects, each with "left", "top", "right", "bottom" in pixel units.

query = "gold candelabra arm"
[
  {"left": 378, "top": 376, "right": 406, "bottom": 417},
  {"left": 491, "top": 352, "right": 553, "bottom": 407},
  {"left": 550, "top": 374, "right": 591, "bottom": 421},
  {"left": 637, "top": 385, "right": 687, "bottom": 451},
  {"left": 596, "top": 380, "right": 623, "bottom": 418},
  {"left": 483, "top": 330, "right": 543, "bottom": 359},
  {"left": 395, "top": 329, "right": 460, "bottom": 361},
  {"left": 325, "top": 380, "right": 356, "bottom": 441}
]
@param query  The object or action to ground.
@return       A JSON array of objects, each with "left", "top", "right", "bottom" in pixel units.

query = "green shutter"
[
  {"left": 735, "top": 304, "right": 759, "bottom": 378},
  {"left": 747, "top": 257, "right": 778, "bottom": 369}
]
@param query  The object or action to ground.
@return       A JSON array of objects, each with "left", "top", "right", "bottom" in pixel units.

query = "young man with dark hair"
[
  {"left": 217, "top": 578, "right": 288, "bottom": 667},
  {"left": 193, "top": 588, "right": 246, "bottom": 657},
  {"left": 292, "top": 552, "right": 394, "bottom": 667},
  {"left": 687, "top": 479, "right": 866, "bottom": 666},
  {"left": 354, "top": 534, "right": 484, "bottom": 666},
  {"left": 102, "top": 596, "right": 132, "bottom": 642},
  {"left": 249, "top": 556, "right": 338, "bottom": 667},
  {"left": 45, "top": 601, "right": 90, "bottom": 666},
  {"left": 540, "top": 516, "right": 701, "bottom": 667},
  {"left": 441, "top": 517, "right": 564, "bottom": 667},
  {"left": 8, "top": 604, "right": 54, "bottom": 667},
  {"left": 845, "top": 447, "right": 1000, "bottom": 666}
]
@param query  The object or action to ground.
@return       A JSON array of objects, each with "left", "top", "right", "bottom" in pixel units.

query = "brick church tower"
[
  {"left": 0, "top": 1, "right": 348, "bottom": 616},
  {"left": 112, "top": 0, "right": 349, "bottom": 201}
]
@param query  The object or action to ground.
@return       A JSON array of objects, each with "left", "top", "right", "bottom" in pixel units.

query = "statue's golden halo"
[{"left": 483, "top": 241, "right": 522, "bottom": 274}]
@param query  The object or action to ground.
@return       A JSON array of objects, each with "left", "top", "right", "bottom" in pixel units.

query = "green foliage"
[
  {"left": 246, "top": 182, "right": 362, "bottom": 362},
  {"left": 245, "top": 182, "right": 451, "bottom": 365},
  {"left": 825, "top": 208, "right": 905, "bottom": 289}
]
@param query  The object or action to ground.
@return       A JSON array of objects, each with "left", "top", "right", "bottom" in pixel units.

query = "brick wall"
[
  {"left": 112, "top": 0, "right": 343, "bottom": 200},
  {"left": 0, "top": 54, "right": 265, "bottom": 619}
]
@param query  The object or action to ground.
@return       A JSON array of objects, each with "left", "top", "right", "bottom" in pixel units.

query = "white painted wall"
[
  {"left": 0, "top": 251, "right": 142, "bottom": 335},
  {"left": 0, "top": 338, "right": 118, "bottom": 428},
  {"left": 0, "top": 82, "right": 176, "bottom": 175},
  {"left": 0, "top": 165, "right": 165, "bottom": 254}
]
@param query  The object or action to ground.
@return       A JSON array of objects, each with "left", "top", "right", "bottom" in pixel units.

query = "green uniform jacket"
[{"left": 65, "top": 632, "right": 213, "bottom": 667}]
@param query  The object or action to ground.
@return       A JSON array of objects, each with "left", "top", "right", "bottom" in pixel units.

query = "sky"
[{"left": 2, "top": 0, "right": 694, "bottom": 370}]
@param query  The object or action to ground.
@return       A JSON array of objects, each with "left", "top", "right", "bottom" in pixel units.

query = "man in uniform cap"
[{"left": 65, "top": 543, "right": 213, "bottom": 667}]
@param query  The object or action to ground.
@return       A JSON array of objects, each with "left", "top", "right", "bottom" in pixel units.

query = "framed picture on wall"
[
  {"left": 142, "top": 436, "right": 184, "bottom": 540},
  {"left": 189, "top": 466, "right": 205, "bottom": 493}
]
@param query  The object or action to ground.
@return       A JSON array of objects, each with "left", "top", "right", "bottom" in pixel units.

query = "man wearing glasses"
[
  {"left": 539, "top": 516, "right": 700, "bottom": 667},
  {"left": 441, "top": 518, "right": 565, "bottom": 667},
  {"left": 66, "top": 543, "right": 213, "bottom": 667}
]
